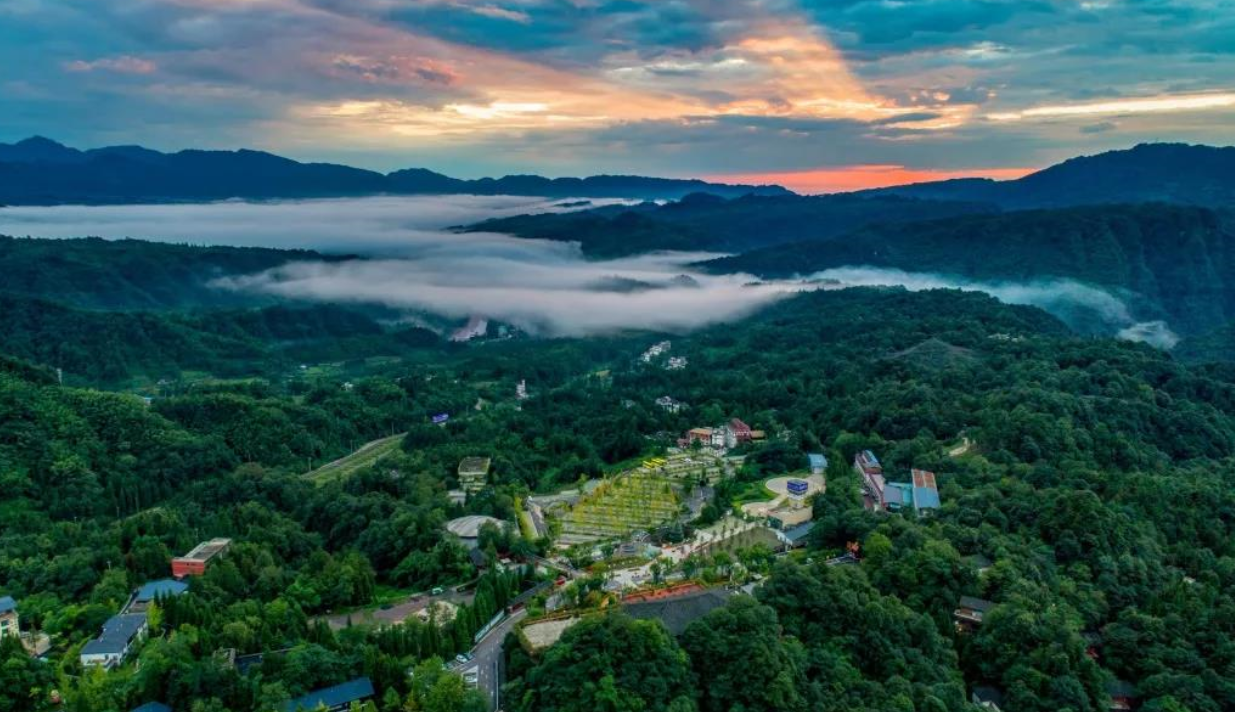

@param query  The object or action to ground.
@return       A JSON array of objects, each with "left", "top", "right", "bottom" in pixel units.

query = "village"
[{"left": 0, "top": 341, "right": 1139, "bottom": 712}]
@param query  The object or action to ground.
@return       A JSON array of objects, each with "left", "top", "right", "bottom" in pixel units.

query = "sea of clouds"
[{"left": 0, "top": 196, "right": 1178, "bottom": 345}]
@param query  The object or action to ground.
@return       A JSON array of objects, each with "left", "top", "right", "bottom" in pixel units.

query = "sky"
[{"left": 1, "top": 0, "right": 1233, "bottom": 191}]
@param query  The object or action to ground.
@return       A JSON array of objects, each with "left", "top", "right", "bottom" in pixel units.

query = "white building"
[{"left": 81, "top": 614, "right": 147, "bottom": 669}]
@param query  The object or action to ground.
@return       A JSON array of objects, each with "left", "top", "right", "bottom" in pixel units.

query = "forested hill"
[
  {"left": 5, "top": 286, "right": 1235, "bottom": 711},
  {"left": 471, "top": 192, "right": 997, "bottom": 258},
  {"left": 0, "top": 236, "right": 344, "bottom": 311},
  {"left": 707, "top": 204, "right": 1235, "bottom": 336},
  {"left": 857, "top": 143, "right": 1235, "bottom": 208},
  {"left": 0, "top": 295, "right": 441, "bottom": 384},
  {"left": 0, "top": 136, "right": 788, "bottom": 203}
]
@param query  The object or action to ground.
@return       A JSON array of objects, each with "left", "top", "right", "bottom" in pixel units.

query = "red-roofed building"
[{"left": 729, "top": 419, "right": 752, "bottom": 444}]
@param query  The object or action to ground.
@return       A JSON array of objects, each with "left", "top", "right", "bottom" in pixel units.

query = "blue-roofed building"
[
  {"left": 131, "top": 702, "right": 172, "bottom": 712},
  {"left": 883, "top": 482, "right": 914, "bottom": 511},
  {"left": 807, "top": 453, "right": 828, "bottom": 474},
  {"left": 778, "top": 521, "right": 816, "bottom": 549},
  {"left": 136, "top": 579, "right": 188, "bottom": 603},
  {"left": 911, "top": 469, "right": 941, "bottom": 511},
  {"left": 0, "top": 596, "right": 18, "bottom": 641},
  {"left": 284, "top": 677, "right": 375, "bottom": 712},
  {"left": 786, "top": 479, "right": 810, "bottom": 498},
  {"left": 125, "top": 579, "right": 189, "bottom": 614},
  {"left": 81, "top": 613, "right": 147, "bottom": 668}
]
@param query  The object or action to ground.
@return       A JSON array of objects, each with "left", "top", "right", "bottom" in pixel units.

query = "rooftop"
[
  {"left": 623, "top": 587, "right": 731, "bottom": 636},
  {"left": 0, "top": 596, "right": 15, "bottom": 614},
  {"left": 445, "top": 515, "right": 504, "bottom": 539},
  {"left": 782, "top": 521, "right": 816, "bottom": 544},
  {"left": 177, "top": 538, "right": 232, "bottom": 563},
  {"left": 807, "top": 453, "right": 827, "bottom": 467},
  {"left": 958, "top": 596, "right": 996, "bottom": 612},
  {"left": 284, "top": 677, "right": 375, "bottom": 712},
  {"left": 458, "top": 457, "right": 491, "bottom": 475},
  {"left": 131, "top": 703, "right": 172, "bottom": 712},
  {"left": 136, "top": 579, "right": 189, "bottom": 602},
  {"left": 82, "top": 614, "right": 146, "bottom": 656}
]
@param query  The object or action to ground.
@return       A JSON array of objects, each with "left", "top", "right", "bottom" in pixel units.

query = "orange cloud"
[{"left": 711, "top": 165, "right": 1036, "bottom": 194}]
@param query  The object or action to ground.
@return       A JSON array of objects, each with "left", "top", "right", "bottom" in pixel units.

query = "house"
[
  {"left": 81, "top": 614, "right": 148, "bottom": 668},
  {"left": 126, "top": 579, "right": 189, "bottom": 614},
  {"left": 457, "top": 456, "right": 491, "bottom": 493},
  {"left": 786, "top": 479, "right": 810, "bottom": 499},
  {"left": 777, "top": 521, "right": 816, "bottom": 549},
  {"left": 0, "top": 596, "right": 18, "bottom": 641},
  {"left": 711, "top": 427, "right": 729, "bottom": 449},
  {"left": 728, "top": 419, "right": 753, "bottom": 444},
  {"left": 131, "top": 703, "right": 172, "bottom": 712},
  {"left": 284, "top": 677, "right": 376, "bottom": 712},
  {"left": 855, "top": 451, "right": 887, "bottom": 510},
  {"left": 954, "top": 596, "right": 996, "bottom": 631},
  {"left": 686, "top": 428, "right": 712, "bottom": 446},
  {"left": 910, "top": 469, "right": 941, "bottom": 511},
  {"left": 1107, "top": 680, "right": 1137, "bottom": 712},
  {"left": 655, "top": 396, "right": 684, "bottom": 413},
  {"left": 971, "top": 686, "right": 1005, "bottom": 711},
  {"left": 767, "top": 505, "right": 813, "bottom": 530},
  {"left": 807, "top": 453, "right": 828, "bottom": 475},
  {"left": 171, "top": 538, "right": 232, "bottom": 578},
  {"left": 445, "top": 515, "right": 505, "bottom": 549}
]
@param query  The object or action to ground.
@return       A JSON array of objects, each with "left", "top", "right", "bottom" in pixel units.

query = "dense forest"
[
  {"left": 3, "top": 284, "right": 1235, "bottom": 711},
  {"left": 707, "top": 204, "right": 1235, "bottom": 336},
  {"left": 0, "top": 236, "right": 348, "bottom": 311}
]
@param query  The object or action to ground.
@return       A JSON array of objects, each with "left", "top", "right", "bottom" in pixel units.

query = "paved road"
[
  {"left": 318, "top": 589, "right": 475, "bottom": 630},
  {"left": 466, "top": 608, "right": 527, "bottom": 711}
]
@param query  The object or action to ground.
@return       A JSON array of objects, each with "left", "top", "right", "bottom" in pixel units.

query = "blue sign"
[{"left": 432, "top": 413, "right": 450, "bottom": 424}]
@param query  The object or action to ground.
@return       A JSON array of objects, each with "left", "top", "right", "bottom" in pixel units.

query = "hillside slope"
[{"left": 708, "top": 204, "right": 1235, "bottom": 335}]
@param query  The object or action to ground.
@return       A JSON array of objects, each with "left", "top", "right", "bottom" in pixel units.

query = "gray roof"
[
  {"left": 0, "top": 596, "right": 15, "bottom": 614},
  {"left": 285, "top": 677, "right": 375, "bottom": 712},
  {"left": 958, "top": 596, "right": 996, "bottom": 612},
  {"left": 782, "top": 521, "right": 816, "bottom": 544},
  {"left": 82, "top": 614, "right": 146, "bottom": 656},
  {"left": 623, "top": 589, "right": 732, "bottom": 636}
]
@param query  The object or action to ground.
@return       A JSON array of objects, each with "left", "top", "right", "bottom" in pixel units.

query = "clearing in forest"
[{"left": 304, "top": 433, "right": 406, "bottom": 485}]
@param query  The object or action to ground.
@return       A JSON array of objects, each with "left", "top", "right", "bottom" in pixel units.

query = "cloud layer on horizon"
[
  {"left": 1, "top": 195, "right": 1178, "bottom": 344},
  {"left": 1, "top": 0, "right": 1232, "bottom": 186}
]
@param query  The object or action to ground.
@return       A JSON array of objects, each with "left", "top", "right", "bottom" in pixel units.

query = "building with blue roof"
[
  {"left": 284, "top": 677, "right": 375, "bottom": 712},
  {"left": 0, "top": 595, "right": 18, "bottom": 641},
  {"left": 911, "top": 469, "right": 942, "bottom": 511},
  {"left": 131, "top": 702, "right": 172, "bottom": 712},
  {"left": 807, "top": 453, "right": 828, "bottom": 474},
  {"left": 136, "top": 579, "right": 189, "bottom": 603},
  {"left": 81, "top": 613, "right": 147, "bottom": 668}
]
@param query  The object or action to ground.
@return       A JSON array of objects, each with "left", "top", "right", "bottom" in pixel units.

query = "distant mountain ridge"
[
  {"left": 706, "top": 204, "right": 1235, "bottom": 336},
  {"left": 856, "top": 143, "right": 1235, "bottom": 208},
  {"left": 0, "top": 136, "right": 790, "bottom": 204}
]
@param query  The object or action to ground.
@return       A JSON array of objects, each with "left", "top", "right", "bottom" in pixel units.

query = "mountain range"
[
  {"left": 0, "top": 136, "right": 790, "bottom": 204},
  {"left": 857, "top": 143, "right": 1235, "bottom": 208}
]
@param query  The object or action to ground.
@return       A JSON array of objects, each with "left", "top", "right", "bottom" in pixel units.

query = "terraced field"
[{"left": 557, "top": 471, "right": 681, "bottom": 545}]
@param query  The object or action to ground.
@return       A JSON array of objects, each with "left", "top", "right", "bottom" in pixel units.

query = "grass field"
[{"left": 304, "top": 432, "right": 406, "bottom": 485}]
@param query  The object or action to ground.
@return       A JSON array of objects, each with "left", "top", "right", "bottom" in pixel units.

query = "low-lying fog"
[{"left": 0, "top": 196, "right": 1177, "bottom": 345}]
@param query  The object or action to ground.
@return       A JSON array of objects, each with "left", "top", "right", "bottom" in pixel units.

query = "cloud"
[
  {"left": 0, "top": 195, "right": 796, "bottom": 336},
  {"left": 802, "top": 266, "right": 1179, "bottom": 348},
  {"left": 988, "top": 91, "right": 1235, "bottom": 121},
  {"left": 63, "top": 56, "right": 158, "bottom": 74}
]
